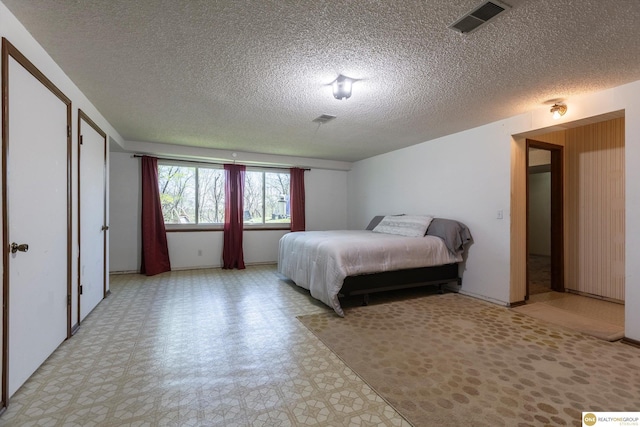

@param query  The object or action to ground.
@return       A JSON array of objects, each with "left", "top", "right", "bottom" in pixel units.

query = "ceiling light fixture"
[
  {"left": 550, "top": 103, "right": 567, "bottom": 119},
  {"left": 332, "top": 74, "right": 355, "bottom": 100}
]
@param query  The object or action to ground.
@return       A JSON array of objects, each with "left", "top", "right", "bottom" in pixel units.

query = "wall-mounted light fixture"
[
  {"left": 550, "top": 103, "right": 567, "bottom": 119},
  {"left": 332, "top": 74, "right": 355, "bottom": 100}
]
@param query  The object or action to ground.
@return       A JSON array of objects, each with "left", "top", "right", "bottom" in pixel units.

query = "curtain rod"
[{"left": 131, "top": 154, "right": 310, "bottom": 171}]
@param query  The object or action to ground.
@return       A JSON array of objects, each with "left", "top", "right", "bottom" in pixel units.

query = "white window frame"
[{"left": 157, "top": 160, "right": 290, "bottom": 231}]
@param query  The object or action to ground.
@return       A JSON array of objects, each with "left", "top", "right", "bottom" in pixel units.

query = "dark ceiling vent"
[
  {"left": 449, "top": 1, "right": 511, "bottom": 34},
  {"left": 312, "top": 114, "right": 337, "bottom": 124}
]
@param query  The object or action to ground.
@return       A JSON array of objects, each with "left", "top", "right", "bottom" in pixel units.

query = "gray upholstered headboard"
[
  {"left": 365, "top": 215, "right": 385, "bottom": 231},
  {"left": 425, "top": 218, "right": 472, "bottom": 255},
  {"left": 366, "top": 215, "right": 472, "bottom": 255}
]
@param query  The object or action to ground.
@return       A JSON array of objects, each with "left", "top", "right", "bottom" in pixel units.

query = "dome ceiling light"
[{"left": 331, "top": 74, "right": 356, "bottom": 100}]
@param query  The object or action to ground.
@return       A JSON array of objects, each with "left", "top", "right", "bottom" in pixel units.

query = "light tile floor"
[
  {"left": 3, "top": 266, "right": 635, "bottom": 426},
  {"left": 0, "top": 266, "right": 411, "bottom": 427}
]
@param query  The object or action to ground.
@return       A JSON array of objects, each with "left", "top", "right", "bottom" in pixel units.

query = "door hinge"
[
  {"left": 67, "top": 294, "right": 71, "bottom": 305},
  {"left": 67, "top": 125, "right": 71, "bottom": 138},
  {"left": 79, "top": 135, "right": 83, "bottom": 145},
  {"left": 80, "top": 285, "right": 83, "bottom": 295}
]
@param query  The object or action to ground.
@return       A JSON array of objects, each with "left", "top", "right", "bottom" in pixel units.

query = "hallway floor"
[
  {"left": 527, "top": 291, "right": 625, "bottom": 328},
  {"left": 527, "top": 254, "right": 624, "bottom": 329},
  {"left": 528, "top": 254, "right": 552, "bottom": 295}
]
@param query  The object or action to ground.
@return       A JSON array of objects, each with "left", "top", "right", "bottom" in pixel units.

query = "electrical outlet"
[
  {"left": 497, "top": 210, "right": 503, "bottom": 219},
  {"left": 197, "top": 249, "right": 202, "bottom": 256}
]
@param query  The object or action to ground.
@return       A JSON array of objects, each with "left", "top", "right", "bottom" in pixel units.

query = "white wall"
[
  {"left": 109, "top": 152, "right": 141, "bottom": 272},
  {"left": 305, "top": 169, "right": 348, "bottom": 231},
  {"left": 109, "top": 153, "right": 348, "bottom": 272},
  {"left": 623, "top": 87, "right": 640, "bottom": 342},
  {"left": 348, "top": 120, "right": 515, "bottom": 305},
  {"left": 348, "top": 80, "right": 640, "bottom": 341}
]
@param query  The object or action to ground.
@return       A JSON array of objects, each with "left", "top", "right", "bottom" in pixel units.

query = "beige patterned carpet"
[{"left": 299, "top": 293, "right": 640, "bottom": 427}]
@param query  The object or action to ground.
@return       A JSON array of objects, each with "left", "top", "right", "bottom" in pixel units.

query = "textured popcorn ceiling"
[{"left": 4, "top": 0, "right": 640, "bottom": 162}]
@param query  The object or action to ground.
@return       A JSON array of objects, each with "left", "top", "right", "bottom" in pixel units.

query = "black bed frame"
[{"left": 339, "top": 263, "right": 461, "bottom": 304}]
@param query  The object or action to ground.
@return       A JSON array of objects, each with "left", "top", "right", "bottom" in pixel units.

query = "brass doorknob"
[{"left": 10, "top": 243, "right": 29, "bottom": 253}]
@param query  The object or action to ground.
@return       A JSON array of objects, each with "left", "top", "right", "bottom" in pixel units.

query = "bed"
[{"left": 278, "top": 215, "right": 472, "bottom": 316}]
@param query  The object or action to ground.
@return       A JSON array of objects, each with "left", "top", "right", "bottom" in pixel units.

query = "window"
[
  {"left": 158, "top": 162, "right": 290, "bottom": 228},
  {"left": 198, "top": 167, "right": 225, "bottom": 223},
  {"left": 244, "top": 170, "right": 290, "bottom": 225}
]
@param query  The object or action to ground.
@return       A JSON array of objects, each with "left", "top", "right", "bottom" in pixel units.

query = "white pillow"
[{"left": 372, "top": 215, "right": 434, "bottom": 238}]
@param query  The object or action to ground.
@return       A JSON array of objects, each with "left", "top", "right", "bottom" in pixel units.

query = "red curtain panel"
[
  {"left": 290, "top": 167, "right": 306, "bottom": 232},
  {"left": 140, "top": 156, "right": 171, "bottom": 275},
  {"left": 223, "top": 164, "right": 246, "bottom": 269}
]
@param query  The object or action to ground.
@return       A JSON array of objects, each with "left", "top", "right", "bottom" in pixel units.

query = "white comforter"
[{"left": 277, "top": 230, "right": 462, "bottom": 316}]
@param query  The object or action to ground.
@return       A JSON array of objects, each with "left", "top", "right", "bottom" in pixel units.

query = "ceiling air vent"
[
  {"left": 449, "top": 1, "right": 511, "bottom": 34},
  {"left": 312, "top": 114, "right": 337, "bottom": 124}
]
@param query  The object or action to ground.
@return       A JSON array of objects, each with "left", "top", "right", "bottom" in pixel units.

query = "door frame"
[
  {"left": 526, "top": 139, "right": 564, "bottom": 297},
  {"left": 1, "top": 38, "right": 72, "bottom": 409},
  {"left": 75, "top": 110, "right": 107, "bottom": 333}
]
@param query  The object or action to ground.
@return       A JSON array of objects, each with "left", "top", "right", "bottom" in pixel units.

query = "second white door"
[{"left": 79, "top": 113, "right": 107, "bottom": 322}]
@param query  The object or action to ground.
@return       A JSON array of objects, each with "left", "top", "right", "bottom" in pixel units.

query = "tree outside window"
[
  {"left": 158, "top": 165, "right": 195, "bottom": 224},
  {"left": 198, "top": 168, "right": 225, "bottom": 223}
]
